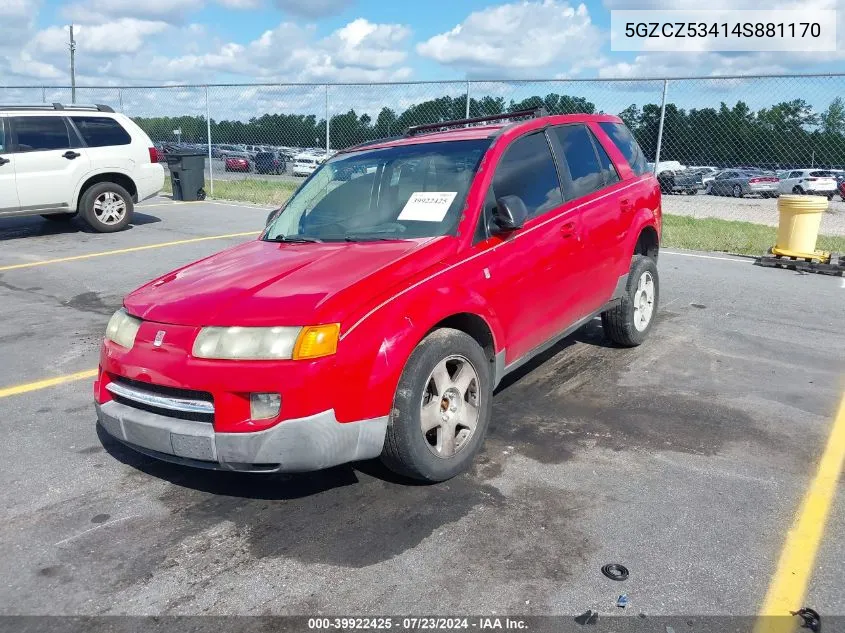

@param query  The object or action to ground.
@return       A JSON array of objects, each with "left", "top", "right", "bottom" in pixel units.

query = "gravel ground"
[
  {"left": 0, "top": 200, "right": 842, "bottom": 618},
  {"left": 662, "top": 192, "right": 845, "bottom": 236}
]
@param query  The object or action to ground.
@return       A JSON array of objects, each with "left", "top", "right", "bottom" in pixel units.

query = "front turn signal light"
[{"left": 293, "top": 323, "right": 340, "bottom": 360}]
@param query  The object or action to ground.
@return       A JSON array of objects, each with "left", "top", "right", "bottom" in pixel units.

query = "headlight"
[
  {"left": 191, "top": 324, "right": 339, "bottom": 360},
  {"left": 105, "top": 308, "right": 142, "bottom": 349}
]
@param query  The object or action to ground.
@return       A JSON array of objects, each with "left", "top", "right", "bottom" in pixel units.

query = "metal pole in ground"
[
  {"left": 465, "top": 80, "right": 470, "bottom": 119},
  {"left": 653, "top": 79, "right": 669, "bottom": 175},
  {"left": 325, "top": 84, "right": 330, "bottom": 154},
  {"left": 41, "top": 86, "right": 46, "bottom": 103},
  {"left": 206, "top": 85, "right": 214, "bottom": 198},
  {"left": 118, "top": 88, "right": 123, "bottom": 112}
]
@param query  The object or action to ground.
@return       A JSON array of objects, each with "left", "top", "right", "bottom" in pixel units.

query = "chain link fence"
[{"left": 3, "top": 75, "right": 845, "bottom": 253}]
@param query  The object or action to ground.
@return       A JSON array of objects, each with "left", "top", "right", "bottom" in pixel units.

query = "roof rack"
[
  {"left": 404, "top": 107, "right": 549, "bottom": 137},
  {"left": 0, "top": 103, "right": 115, "bottom": 113}
]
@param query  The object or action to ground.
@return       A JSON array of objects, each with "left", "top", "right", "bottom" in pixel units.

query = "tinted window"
[
  {"left": 598, "top": 121, "right": 648, "bottom": 176},
  {"left": 14, "top": 117, "right": 71, "bottom": 152},
  {"left": 789, "top": 171, "right": 801, "bottom": 178},
  {"left": 72, "top": 116, "right": 130, "bottom": 147},
  {"left": 593, "top": 134, "right": 620, "bottom": 186},
  {"left": 0, "top": 120, "right": 6, "bottom": 153},
  {"left": 551, "top": 124, "right": 604, "bottom": 198},
  {"left": 810, "top": 171, "right": 834, "bottom": 177},
  {"left": 492, "top": 132, "right": 562, "bottom": 219}
]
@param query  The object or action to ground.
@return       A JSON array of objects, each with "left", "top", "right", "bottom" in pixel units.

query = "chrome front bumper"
[{"left": 96, "top": 400, "right": 388, "bottom": 473}]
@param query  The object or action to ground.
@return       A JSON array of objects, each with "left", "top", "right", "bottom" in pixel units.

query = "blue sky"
[{"left": 1, "top": 0, "right": 843, "bottom": 119}]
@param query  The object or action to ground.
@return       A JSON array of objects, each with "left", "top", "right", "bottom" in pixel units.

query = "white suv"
[
  {"left": 0, "top": 103, "right": 164, "bottom": 232},
  {"left": 777, "top": 169, "right": 838, "bottom": 199}
]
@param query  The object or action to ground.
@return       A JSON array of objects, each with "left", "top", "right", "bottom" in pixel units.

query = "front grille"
[{"left": 109, "top": 376, "right": 214, "bottom": 423}]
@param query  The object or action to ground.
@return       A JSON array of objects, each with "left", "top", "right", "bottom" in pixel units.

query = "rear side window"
[
  {"left": 13, "top": 116, "right": 71, "bottom": 152},
  {"left": 598, "top": 122, "right": 648, "bottom": 176},
  {"left": 551, "top": 124, "right": 605, "bottom": 199},
  {"left": 810, "top": 171, "right": 834, "bottom": 177},
  {"left": 72, "top": 116, "right": 131, "bottom": 147},
  {"left": 593, "top": 135, "right": 620, "bottom": 186},
  {"left": 493, "top": 132, "right": 562, "bottom": 219}
]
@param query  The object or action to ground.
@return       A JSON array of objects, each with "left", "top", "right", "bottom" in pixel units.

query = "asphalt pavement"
[{"left": 0, "top": 199, "right": 842, "bottom": 618}]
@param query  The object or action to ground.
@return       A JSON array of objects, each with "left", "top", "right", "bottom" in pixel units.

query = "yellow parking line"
[
  {"left": 0, "top": 369, "right": 98, "bottom": 399},
  {"left": 0, "top": 231, "right": 259, "bottom": 272},
  {"left": 754, "top": 392, "right": 845, "bottom": 633}
]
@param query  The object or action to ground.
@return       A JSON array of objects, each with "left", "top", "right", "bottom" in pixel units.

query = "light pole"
[{"left": 69, "top": 24, "right": 77, "bottom": 104}]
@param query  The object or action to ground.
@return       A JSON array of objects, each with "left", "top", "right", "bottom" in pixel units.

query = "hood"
[{"left": 124, "top": 237, "right": 453, "bottom": 327}]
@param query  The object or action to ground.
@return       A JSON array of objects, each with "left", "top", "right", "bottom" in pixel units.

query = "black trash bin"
[{"left": 165, "top": 152, "right": 207, "bottom": 201}]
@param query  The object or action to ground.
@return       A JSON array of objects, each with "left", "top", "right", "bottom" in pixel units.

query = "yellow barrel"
[{"left": 774, "top": 195, "right": 827, "bottom": 257}]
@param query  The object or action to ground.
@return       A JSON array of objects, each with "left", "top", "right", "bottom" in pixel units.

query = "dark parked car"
[
  {"left": 255, "top": 151, "right": 286, "bottom": 175},
  {"left": 657, "top": 169, "right": 703, "bottom": 195}
]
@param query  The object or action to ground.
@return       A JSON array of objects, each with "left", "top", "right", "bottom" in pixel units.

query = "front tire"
[
  {"left": 381, "top": 328, "right": 493, "bottom": 482},
  {"left": 79, "top": 182, "right": 133, "bottom": 233},
  {"left": 601, "top": 255, "right": 659, "bottom": 347},
  {"left": 733, "top": 184, "right": 743, "bottom": 198}
]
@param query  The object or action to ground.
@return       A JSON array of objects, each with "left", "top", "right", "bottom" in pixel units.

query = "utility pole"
[{"left": 69, "top": 24, "right": 77, "bottom": 104}]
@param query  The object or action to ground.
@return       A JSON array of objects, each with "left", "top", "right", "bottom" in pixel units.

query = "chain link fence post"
[
  {"left": 118, "top": 88, "right": 124, "bottom": 112},
  {"left": 205, "top": 85, "right": 214, "bottom": 198},
  {"left": 654, "top": 79, "right": 669, "bottom": 175},
  {"left": 41, "top": 86, "right": 46, "bottom": 104},
  {"left": 325, "top": 84, "right": 330, "bottom": 154},
  {"left": 465, "top": 81, "right": 470, "bottom": 119}
]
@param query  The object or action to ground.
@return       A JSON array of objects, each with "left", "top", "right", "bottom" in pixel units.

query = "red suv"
[{"left": 94, "top": 109, "right": 661, "bottom": 482}]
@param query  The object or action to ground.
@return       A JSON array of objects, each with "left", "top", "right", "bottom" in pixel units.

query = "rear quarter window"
[
  {"left": 72, "top": 116, "right": 131, "bottom": 147},
  {"left": 598, "top": 122, "right": 649, "bottom": 176}
]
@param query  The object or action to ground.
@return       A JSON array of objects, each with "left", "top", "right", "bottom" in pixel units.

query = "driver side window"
[{"left": 492, "top": 132, "right": 562, "bottom": 220}]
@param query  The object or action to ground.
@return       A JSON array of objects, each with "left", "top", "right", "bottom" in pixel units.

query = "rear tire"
[
  {"left": 79, "top": 182, "right": 133, "bottom": 233},
  {"left": 381, "top": 328, "right": 493, "bottom": 482},
  {"left": 733, "top": 184, "right": 743, "bottom": 198},
  {"left": 601, "top": 255, "right": 659, "bottom": 347},
  {"left": 793, "top": 186, "right": 805, "bottom": 195}
]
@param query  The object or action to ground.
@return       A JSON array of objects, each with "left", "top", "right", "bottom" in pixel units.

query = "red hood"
[{"left": 124, "top": 237, "right": 454, "bottom": 327}]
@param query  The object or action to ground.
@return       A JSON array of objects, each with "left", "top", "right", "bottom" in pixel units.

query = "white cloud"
[
  {"left": 273, "top": 0, "right": 352, "bottom": 18},
  {"left": 216, "top": 0, "right": 262, "bottom": 7},
  {"left": 63, "top": 0, "right": 204, "bottom": 24},
  {"left": 417, "top": 0, "right": 603, "bottom": 78},
  {"left": 31, "top": 20, "right": 171, "bottom": 55},
  {"left": 57, "top": 18, "right": 413, "bottom": 84}
]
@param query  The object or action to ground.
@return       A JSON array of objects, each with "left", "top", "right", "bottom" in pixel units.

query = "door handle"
[
  {"left": 63, "top": 151, "right": 80, "bottom": 160},
  {"left": 0, "top": 157, "right": 9, "bottom": 166}
]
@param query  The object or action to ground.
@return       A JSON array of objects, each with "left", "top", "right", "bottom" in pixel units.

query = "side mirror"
[
  {"left": 266, "top": 208, "right": 281, "bottom": 226},
  {"left": 491, "top": 195, "right": 528, "bottom": 233}
]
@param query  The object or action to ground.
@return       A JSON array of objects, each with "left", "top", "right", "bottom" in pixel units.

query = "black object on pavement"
[
  {"left": 791, "top": 608, "right": 821, "bottom": 632},
  {"left": 574, "top": 610, "right": 598, "bottom": 625},
  {"left": 601, "top": 564, "right": 629, "bottom": 581}
]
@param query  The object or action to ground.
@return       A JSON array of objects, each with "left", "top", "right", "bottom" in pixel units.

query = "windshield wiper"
[
  {"left": 344, "top": 235, "right": 400, "bottom": 242},
  {"left": 265, "top": 235, "right": 323, "bottom": 243}
]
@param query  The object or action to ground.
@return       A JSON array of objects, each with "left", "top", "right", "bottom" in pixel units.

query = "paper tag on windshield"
[{"left": 397, "top": 192, "right": 458, "bottom": 222}]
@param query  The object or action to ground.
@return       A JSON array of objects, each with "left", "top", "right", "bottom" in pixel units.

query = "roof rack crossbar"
[
  {"left": 404, "top": 107, "right": 548, "bottom": 137},
  {"left": 0, "top": 103, "right": 115, "bottom": 112}
]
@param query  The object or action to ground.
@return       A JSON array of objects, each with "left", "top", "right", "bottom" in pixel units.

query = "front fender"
[{"left": 331, "top": 281, "right": 504, "bottom": 423}]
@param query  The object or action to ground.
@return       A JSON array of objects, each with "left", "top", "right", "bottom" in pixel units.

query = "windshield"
[{"left": 264, "top": 139, "right": 491, "bottom": 242}]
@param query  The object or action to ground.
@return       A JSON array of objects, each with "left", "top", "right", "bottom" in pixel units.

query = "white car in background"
[
  {"left": 0, "top": 103, "right": 163, "bottom": 232},
  {"left": 778, "top": 169, "right": 838, "bottom": 198},
  {"left": 292, "top": 154, "right": 320, "bottom": 177}
]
